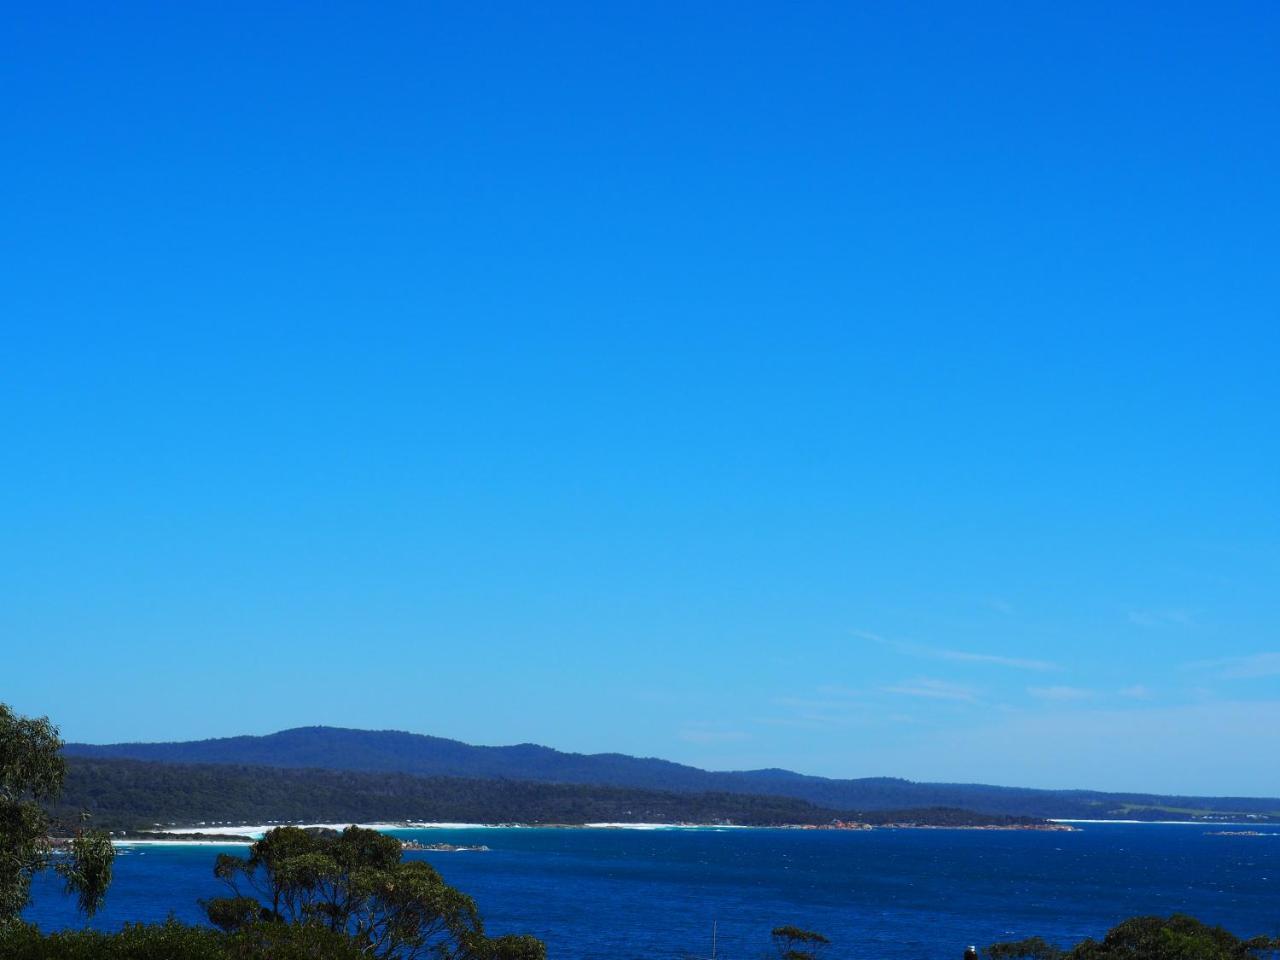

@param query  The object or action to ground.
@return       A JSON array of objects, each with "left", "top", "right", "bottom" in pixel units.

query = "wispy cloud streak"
[
  {"left": 1186, "top": 652, "right": 1280, "bottom": 680},
  {"left": 1119, "top": 685, "right": 1153, "bottom": 699},
  {"left": 1028, "top": 685, "right": 1094, "bottom": 702},
  {"left": 883, "top": 678, "right": 979, "bottom": 703},
  {"left": 852, "top": 629, "right": 1059, "bottom": 672}
]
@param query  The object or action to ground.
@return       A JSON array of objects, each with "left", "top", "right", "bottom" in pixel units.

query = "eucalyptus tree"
[
  {"left": 0, "top": 703, "right": 114, "bottom": 925},
  {"left": 205, "top": 825, "right": 543, "bottom": 959}
]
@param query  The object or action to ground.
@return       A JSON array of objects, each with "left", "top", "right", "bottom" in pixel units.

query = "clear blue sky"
[{"left": 3, "top": 2, "right": 1277, "bottom": 795}]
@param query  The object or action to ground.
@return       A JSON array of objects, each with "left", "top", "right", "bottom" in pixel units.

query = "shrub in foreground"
[
  {"left": 989, "top": 915, "right": 1280, "bottom": 960},
  {"left": 0, "top": 918, "right": 361, "bottom": 960},
  {"left": 0, "top": 919, "right": 545, "bottom": 960}
]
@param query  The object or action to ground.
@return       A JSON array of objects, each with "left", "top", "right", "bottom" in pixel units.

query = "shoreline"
[
  {"left": 115, "top": 816, "right": 1280, "bottom": 847},
  {"left": 110, "top": 819, "right": 1076, "bottom": 845},
  {"left": 1050, "top": 818, "right": 1276, "bottom": 826}
]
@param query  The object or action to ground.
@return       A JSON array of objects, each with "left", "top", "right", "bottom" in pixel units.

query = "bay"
[{"left": 24, "top": 823, "right": 1280, "bottom": 958}]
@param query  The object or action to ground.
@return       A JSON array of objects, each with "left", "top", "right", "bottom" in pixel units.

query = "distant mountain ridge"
[{"left": 64, "top": 725, "right": 1280, "bottom": 821}]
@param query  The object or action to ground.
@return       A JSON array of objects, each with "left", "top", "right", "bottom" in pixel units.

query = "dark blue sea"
[{"left": 24, "top": 824, "right": 1280, "bottom": 959}]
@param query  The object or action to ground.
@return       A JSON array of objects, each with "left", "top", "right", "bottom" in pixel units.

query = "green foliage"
[
  {"left": 988, "top": 936, "right": 1066, "bottom": 960},
  {"left": 205, "top": 895, "right": 268, "bottom": 931},
  {"left": 0, "top": 703, "right": 114, "bottom": 925},
  {"left": 0, "top": 917, "right": 367, "bottom": 959},
  {"left": 0, "top": 909, "right": 536, "bottom": 960},
  {"left": 472, "top": 933, "right": 547, "bottom": 960},
  {"left": 226, "top": 921, "right": 371, "bottom": 959},
  {"left": 205, "top": 825, "right": 542, "bottom": 960},
  {"left": 987, "top": 915, "right": 1280, "bottom": 960},
  {"left": 771, "top": 925, "right": 831, "bottom": 960},
  {"left": 0, "top": 707, "right": 65, "bottom": 799},
  {"left": 1, "top": 705, "right": 62, "bottom": 923},
  {"left": 55, "top": 828, "right": 114, "bottom": 918}
]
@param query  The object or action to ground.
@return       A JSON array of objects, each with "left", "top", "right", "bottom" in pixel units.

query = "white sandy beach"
[
  {"left": 113, "top": 839, "right": 254, "bottom": 847},
  {"left": 152, "top": 821, "right": 487, "bottom": 839},
  {"left": 116, "top": 821, "right": 749, "bottom": 845}
]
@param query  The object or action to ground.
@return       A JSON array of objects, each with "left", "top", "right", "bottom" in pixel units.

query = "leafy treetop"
[
  {"left": 205, "top": 825, "right": 543, "bottom": 960},
  {"left": 0, "top": 703, "right": 114, "bottom": 926},
  {"left": 988, "top": 915, "right": 1280, "bottom": 960}
]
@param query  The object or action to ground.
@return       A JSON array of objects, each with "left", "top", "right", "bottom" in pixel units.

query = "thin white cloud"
[
  {"left": 851, "top": 629, "right": 894, "bottom": 645},
  {"left": 852, "top": 629, "right": 1058, "bottom": 672},
  {"left": 1119, "top": 684, "right": 1153, "bottom": 699},
  {"left": 1028, "top": 685, "right": 1094, "bottom": 702},
  {"left": 939, "top": 650, "right": 1059, "bottom": 671},
  {"left": 883, "top": 678, "right": 979, "bottom": 703},
  {"left": 1187, "top": 652, "right": 1280, "bottom": 680},
  {"left": 772, "top": 696, "right": 852, "bottom": 713},
  {"left": 764, "top": 694, "right": 873, "bottom": 730}
]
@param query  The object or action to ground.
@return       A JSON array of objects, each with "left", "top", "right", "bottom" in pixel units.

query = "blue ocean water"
[{"left": 24, "top": 824, "right": 1280, "bottom": 958}]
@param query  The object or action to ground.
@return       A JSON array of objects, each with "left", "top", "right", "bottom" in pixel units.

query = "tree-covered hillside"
[
  {"left": 64, "top": 727, "right": 1280, "bottom": 822},
  {"left": 55, "top": 758, "right": 1043, "bottom": 831}
]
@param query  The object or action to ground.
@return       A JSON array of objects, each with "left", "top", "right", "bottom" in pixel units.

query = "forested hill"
[
  {"left": 56, "top": 758, "right": 1041, "bottom": 831},
  {"left": 65, "top": 726, "right": 1280, "bottom": 822}
]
